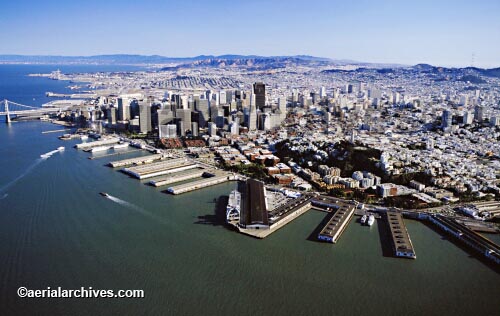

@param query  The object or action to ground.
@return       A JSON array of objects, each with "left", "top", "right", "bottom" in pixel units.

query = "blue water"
[
  {"left": 0, "top": 64, "right": 145, "bottom": 108},
  {"left": 0, "top": 66, "right": 499, "bottom": 316}
]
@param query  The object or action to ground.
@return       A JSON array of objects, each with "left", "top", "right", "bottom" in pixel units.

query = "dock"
[
  {"left": 75, "top": 137, "right": 120, "bottom": 150},
  {"left": 108, "top": 153, "right": 163, "bottom": 167},
  {"left": 42, "top": 128, "right": 72, "bottom": 134},
  {"left": 317, "top": 200, "right": 356, "bottom": 243},
  {"left": 429, "top": 215, "right": 500, "bottom": 265},
  {"left": 166, "top": 174, "right": 232, "bottom": 194},
  {"left": 237, "top": 192, "right": 313, "bottom": 239},
  {"left": 385, "top": 211, "right": 416, "bottom": 259},
  {"left": 88, "top": 149, "right": 142, "bottom": 160},
  {"left": 122, "top": 158, "right": 198, "bottom": 179},
  {"left": 149, "top": 169, "right": 206, "bottom": 187}
]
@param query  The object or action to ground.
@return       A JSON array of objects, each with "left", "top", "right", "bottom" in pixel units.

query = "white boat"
[
  {"left": 360, "top": 214, "right": 367, "bottom": 225},
  {"left": 57, "top": 146, "right": 65, "bottom": 151},
  {"left": 80, "top": 135, "right": 89, "bottom": 140},
  {"left": 113, "top": 143, "right": 129, "bottom": 150},
  {"left": 367, "top": 215, "right": 375, "bottom": 226},
  {"left": 90, "top": 146, "right": 111, "bottom": 153}
]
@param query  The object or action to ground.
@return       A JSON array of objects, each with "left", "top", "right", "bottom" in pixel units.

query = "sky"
[{"left": 0, "top": 0, "right": 499, "bottom": 67}]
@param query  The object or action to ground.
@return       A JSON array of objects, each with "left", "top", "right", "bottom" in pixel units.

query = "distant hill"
[
  {"left": 0, "top": 54, "right": 335, "bottom": 66},
  {"left": 321, "top": 63, "right": 500, "bottom": 81}
]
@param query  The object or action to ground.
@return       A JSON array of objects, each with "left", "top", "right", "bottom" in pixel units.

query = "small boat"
[
  {"left": 57, "top": 146, "right": 65, "bottom": 151},
  {"left": 99, "top": 192, "right": 109, "bottom": 197},
  {"left": 367, "top": 215, "right": 375, "bottom": 226},
  {"left": 360, "top": 214, "right": 367, "bottom": 225},
  {"left": 113, "top": 143, "right": 129, "bottom": 150}
]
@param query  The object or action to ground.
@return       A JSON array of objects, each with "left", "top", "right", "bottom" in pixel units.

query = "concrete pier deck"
[
  {"left": 75, "top": 137, "right": 120, "bottom": 150},
  {"left": 429, "top": 215, "right": 500, "bottom": 265},
  {"left": 166, "top": 173, "right": 232, "bottom": 194},
  {"left": 122, "top": 158, "right": 197, "bottom": 179},
  {"left": 317, "top": 201, "right": 356, "bottom": 244},
  {"left": 108, "top": 153, "right": 163, "bottom": 167},
  {"left": 149, "top": 169, "right": 206, "bottom": 187},
  {"left": 385, "top": 211, "right": 416, "bottom": 259}
]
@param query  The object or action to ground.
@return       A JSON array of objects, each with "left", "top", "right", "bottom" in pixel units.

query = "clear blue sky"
[{"left": 1, "top": 0, "right": 499, "bottom": 67}]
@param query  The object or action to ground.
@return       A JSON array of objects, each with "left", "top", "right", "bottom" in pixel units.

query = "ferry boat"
[
  {"left": 360, "top": 214, "right": 367, "bottom": 225},
  {"left": 99, "top": 192, "right": 109, "bottom": 197},
  {"left": 367, "top": 215, "right": 375, "bottom": 226}
]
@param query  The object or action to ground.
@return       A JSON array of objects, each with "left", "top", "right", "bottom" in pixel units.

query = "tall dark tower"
[{"left": 253, "top": 82, "right": 265, "bottom": 110}]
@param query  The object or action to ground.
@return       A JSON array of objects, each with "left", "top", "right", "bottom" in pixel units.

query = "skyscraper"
[
  {"left": 474, "top": 105, "right": 484, "bottom": 122},
  {"left": 175, "top": 108, "right": 191, "bottom": 134},
  {"left": 319, "top": 86, "right": 326, "bottom": 99},
  {"left": 442, "top": 110, "right": 452, "bottom": 129},
  {"left": 107, "top": 107, "right": 117, "bottom": 125},
  {"left": 139, "top": 102, "right": 152, "bottom": 133},
  {"left": 208, "top": 122, "right": 217, "bottom": 137},
  {"left": 195, "top": 98, "right": 209, "bottom": 127},
  {"left": 245, "top": 93, "right": 257, "bottom": 130},
  {"left": 253, "top": 82, "right": 265, "bottom": 109},
  {"left": 117, "top": 97, "right": 130, "bottom": 121}
]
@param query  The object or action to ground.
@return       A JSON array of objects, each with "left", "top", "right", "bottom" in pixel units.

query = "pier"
[
  {"left": 122, "top": 158, "right": 198, "bottom": 180},
  {"left": 428, "top": 215, "right": 500, "bottom": 265},
  {"left": 88, "top": 149, "right": 142, "bottom": 160},
  {"left": 316, "top": 200, "right": 356, "bottom": 244},
  {"left": 385, "top": 211, "right": 416, "bottom": 259},
  {"left": 149, "top": 169, "right": 206, "bottom": 187},
  {"left": 166, "top": 174, "right": 232, "bottom": 194},
  {"left": 75, "top": 137, "right": 120, "bottom": 150},
  {"left": 108, "top": 153, "right": 164, "bottom": 167},
  {"left": 41, "top": 128, "right": 72, "bottom": 134}
]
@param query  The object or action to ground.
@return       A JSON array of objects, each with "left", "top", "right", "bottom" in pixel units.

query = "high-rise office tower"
[
  {"left": 442, "top": 110, "right": 452, "bottom": 129},
  {"left": 107, "top": 107, "right": 117, "bottom": 125},
  {"left": 175, "top": 108, "right": 191, "bottom": 134},
  {"left": 191, "top": 122, "right": 199, "bottom": 137},
  {"left": 208, "top": 122, "right": 217, "bottom": 137},
  {"left": 159, "top": 124, "right": 178, "bottom": 138},
  {"left": 474, "top": 105, "right": 484, "bottom": 122},
  {"left": 245, "top": 93, "right": 257, "bottom": 130},
  {"left": 463, "top": 111, "right": 473, "bottom": 125},
  {"left": 278, "top": 97, "right": 287, "bottom": 122},
  {"left": 158, "top": 108, "right": 174, "bottom": 125},
  {"left": 230, "top": 117, "right": 239, "bottom": 135},
  {"left": 319, "top": 86, "right": 326, "bottom": 99},
  {"left": 219, "top": 90, "right": 226, "bottom": 105},
  {"left": 253, "top": 82, "right": 265, "bottom": 109},
  {"left": 139, "top": 102, "right": 152, "bottom": 133},
  {"left": 195, "top": 98, "right": 209, "bottom": 127},
  {"left": 117, "top": 97, "right": 130, "bottom": 121}
]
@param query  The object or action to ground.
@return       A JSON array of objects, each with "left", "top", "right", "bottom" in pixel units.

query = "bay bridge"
[{"left": 0, "top": 99, "right": 70, "bottom": 123}]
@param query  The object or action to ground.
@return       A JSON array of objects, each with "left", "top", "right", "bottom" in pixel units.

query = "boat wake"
[
  {"left": 105, "top": 195, "right": 168, "bottom": 225},
  {"left": 0, "top": 158, "right": 45, "bottom": 196}
]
